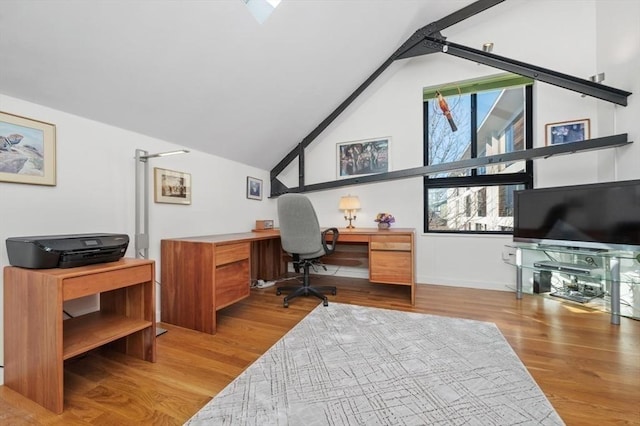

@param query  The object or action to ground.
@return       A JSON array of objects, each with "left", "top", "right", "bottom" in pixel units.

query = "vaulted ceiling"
[{"left": 0, "top": 0, "right": 477, "bottom": 170}]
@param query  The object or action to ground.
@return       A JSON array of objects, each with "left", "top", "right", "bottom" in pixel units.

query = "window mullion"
[{"left": 471, "top": 94, "right": 478, "bottom": 177}]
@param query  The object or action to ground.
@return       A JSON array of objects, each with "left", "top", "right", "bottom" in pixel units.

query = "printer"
[{"left": 6, "top": 233, "right": 129, "bottom": 269}]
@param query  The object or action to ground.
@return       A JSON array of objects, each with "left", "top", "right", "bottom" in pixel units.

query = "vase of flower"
[{"left": 374, "top": 213, "right": 395, "bottom": 230}]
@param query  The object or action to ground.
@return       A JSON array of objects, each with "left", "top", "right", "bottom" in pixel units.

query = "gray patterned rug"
[{"left": 186, "top": 303, "right": 563, "bottom": 425}]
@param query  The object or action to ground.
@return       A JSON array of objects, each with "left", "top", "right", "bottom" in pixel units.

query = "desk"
[
  {"left": 329, "top": 228, "right": 415, "bottom": 303},
  {"left": 160, "top": 230, "right": 283, "bottom": 334},
  {"left": 160, "top": 227, "right": 414, "bottom": 334}
]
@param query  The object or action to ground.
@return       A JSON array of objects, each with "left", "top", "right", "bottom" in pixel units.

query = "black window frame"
[{"left": 423, "top": 83, "right": 534, "bottom": 234}]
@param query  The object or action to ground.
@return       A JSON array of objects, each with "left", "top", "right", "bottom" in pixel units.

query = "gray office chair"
[{"left": 276, "top": 194, "right": 339, "bottom": 308}]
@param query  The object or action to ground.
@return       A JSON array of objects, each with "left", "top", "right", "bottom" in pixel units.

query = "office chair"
[{"left": 276, "top": 194, "right": 339, "bottom": 308}]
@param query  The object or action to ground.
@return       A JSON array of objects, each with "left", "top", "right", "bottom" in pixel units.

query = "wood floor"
[{"left": 1, "top": 276, "right": 638, "bottom": 425}]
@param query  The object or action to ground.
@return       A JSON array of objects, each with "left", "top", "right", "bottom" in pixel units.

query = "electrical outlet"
[{"left": 255, "top": 280, "right": 276, "bottom": 288}]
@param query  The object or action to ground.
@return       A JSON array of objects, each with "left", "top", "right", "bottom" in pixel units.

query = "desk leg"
[
  {"left": 3, "top": 268, "right": 64, "bottom": 413},
  {"left": 252, "top": 239, "right": 286, "bottom": 280}
]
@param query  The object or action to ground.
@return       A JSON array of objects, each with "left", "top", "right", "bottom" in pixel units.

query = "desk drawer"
[
  {"left": 370, "top": 251, "right": 412, "bottom": 285},
  {"left": 216, "top": 259, "right": 250, "bottom": 309},
  {"left": 336, "top": 233, "right": 369, "bottom": 243},
  {"left": 63, "top": 265, "right": 152, "bottom": 301},
  {"left": 215, "top": 242, "right": 250, "bottom": 266},
  {"left": 370, "top": 234, "right": 412, "bottom": 251}
]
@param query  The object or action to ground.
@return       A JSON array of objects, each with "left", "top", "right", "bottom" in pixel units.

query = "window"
[
  {"left": 498, "top": 185, "right": 517, "bottom": 217},
  {"left": 423, "top": 74, "right": 533, "bottom": 233},
  {"left": 243, "top": 0, "right": 281, "bottom": 24},
  {"left": 477, "top": 187, "right": 487, "bottom": 217},
  {"left": 465, "top": 194, "right": 472, "bottom": 217}
]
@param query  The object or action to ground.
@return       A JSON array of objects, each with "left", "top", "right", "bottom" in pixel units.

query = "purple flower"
[{"left": 374, "top": 213, "right": 395, "bottom": 224}]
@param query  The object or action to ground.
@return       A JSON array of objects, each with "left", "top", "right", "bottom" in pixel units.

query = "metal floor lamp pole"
[{"left": 134, "top": 148, "right": 189, "bottom": 336}]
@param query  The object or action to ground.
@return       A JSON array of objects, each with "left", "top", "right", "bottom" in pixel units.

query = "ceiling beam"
[
  {"left": 270, "top": 0, "right": 633, "bottom": 197},
  {"left": 416, "top": 37, "right": 631, "bottom": 106},
  {"left": 271, "top": 56, "right": 396, "bottom": 180},
  {"left": 270, "top": 134, "right": 631, "bottom": 195},
  {"left": 271, "top": 0, "right": 505, "bottom": 181},
  {"left": 429, "top": 0, "right": 506, "bottom": 33},
  {"left": 395, "top": 0, "right": 505, "bottom": 59}
]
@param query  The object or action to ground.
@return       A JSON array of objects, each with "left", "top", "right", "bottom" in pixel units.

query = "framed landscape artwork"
[
  {"left": 0, "top": 111, "right": 56, "bottom": 185},
  {"left": 154, "top": 167, "right": 191, "bottom": 204},
  {"left": 545, "top": 118, "right": 590, "bottom": 146},
  {"left": 337, "top": 137, "right": 390, "bottom": 179},
  {"left": 247, "top": 176, "right": 262, "bottom": 200}
]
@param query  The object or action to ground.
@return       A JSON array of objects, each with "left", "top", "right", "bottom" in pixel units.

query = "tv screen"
[{"left": 513, "top": 179, "right": 640, "bottom": 250}]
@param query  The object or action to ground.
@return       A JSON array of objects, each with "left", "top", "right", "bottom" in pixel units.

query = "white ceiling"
[{"left": 0, "top": 0, "right": 478, "bottom": 170}]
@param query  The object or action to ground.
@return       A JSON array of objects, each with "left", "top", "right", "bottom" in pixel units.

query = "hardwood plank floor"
[{"left": 1, "top": 276, "right": 638, "bottom": 425}]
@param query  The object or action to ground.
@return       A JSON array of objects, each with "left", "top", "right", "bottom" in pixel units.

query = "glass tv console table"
[{"left": 503, "top": 243, "right": 640, "bottom": 324}]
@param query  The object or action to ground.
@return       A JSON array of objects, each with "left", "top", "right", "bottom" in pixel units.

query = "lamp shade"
[{"left": 339, "top": 195, "right": 361, "bottom": 211}]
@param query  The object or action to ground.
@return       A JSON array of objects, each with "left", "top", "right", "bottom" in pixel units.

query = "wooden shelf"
[
  {"left": 63, "top": 311, "right": 153, "bottom": 360},
  {"left": 3, "top": 258, "right": 156, "bottom": 413}
]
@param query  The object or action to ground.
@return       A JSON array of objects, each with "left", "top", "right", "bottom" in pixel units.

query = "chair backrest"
[{"left": 277, "top": 194, "right": 324, "bottom": 257}]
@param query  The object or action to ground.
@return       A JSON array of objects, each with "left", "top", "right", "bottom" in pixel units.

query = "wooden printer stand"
[{"left": 3, "top": 258, "right": 156, "bottom": 413}]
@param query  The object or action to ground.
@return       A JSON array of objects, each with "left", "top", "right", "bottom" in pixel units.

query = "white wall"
[
  {"left": 279, "top": 1, "right": 640, "bottom": 292},
  {"left": 0, "top": 94, "right": 277, "bottom": 384},
  {"left": 595, "top": 0, "right": 640, "bottom": 182}
]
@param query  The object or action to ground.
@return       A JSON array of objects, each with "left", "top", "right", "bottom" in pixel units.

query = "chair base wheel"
[
  {"left": 323, "top": 298, "right": 328, "bottom": 307},
  {"left": 283, "top": 300, "right": 289, "bottom": 308}
]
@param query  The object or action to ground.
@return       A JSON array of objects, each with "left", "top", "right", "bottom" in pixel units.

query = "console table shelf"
[
  {"left": 503, "top": 243, "right": 640, "bottom": 324},
  {"left": 63, "top": 312, "right": 153, "bottom": 360}
]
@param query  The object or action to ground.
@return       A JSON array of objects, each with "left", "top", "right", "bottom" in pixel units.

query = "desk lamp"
[{"left": 339, "top": 195, "right": 361, "bottom": 229}]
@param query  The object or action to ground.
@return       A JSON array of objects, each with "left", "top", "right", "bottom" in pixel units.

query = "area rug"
[{"left": 186, "top": 303, "right": 563, "bottom": 425}]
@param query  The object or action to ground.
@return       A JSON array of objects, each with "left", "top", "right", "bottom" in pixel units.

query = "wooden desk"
[
  {"left": 161, "top": 230, "right": 283, "bottom": 334},
  {"left": 3, "top": 258, "right": 156, "bottom": 413},
  {"left": 334, "top": 228, "right": 415, "bottom": 304},
  {"left": 160, "top": 227, "right": 415, "bottom": 334}
]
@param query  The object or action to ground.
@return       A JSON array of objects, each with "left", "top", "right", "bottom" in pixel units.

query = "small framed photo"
[
  {"left": 154, "top": 167, "right": 191, "bottom": 204},
  {"left": 337, "top": 137, "right": 390, "bottom": 179},
  {"left": 247, "top": 176, "right": 263, "bottom": 200},
  {"left": 545, "top": 118, "right": 590, "bottom": 146},
  {"left": 0, "top": 110, "right": 56, "bottom": 186}
]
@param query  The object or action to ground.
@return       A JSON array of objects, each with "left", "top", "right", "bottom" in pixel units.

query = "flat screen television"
[{"left": 513, "top": 179, "right": 640, "bottom": 251}]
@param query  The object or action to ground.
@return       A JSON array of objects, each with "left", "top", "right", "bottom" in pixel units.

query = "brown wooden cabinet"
[
  {"left": 161, "top": 231, "right": 284, "bottom": 334},
  {"left": 369, "top": 233, "right": 414, "bottom": 285},
  {"left": 336, "top": 228, "right": 415, "bottom": 304},
  {"left": 3, "top": 258, "right": 156, "bottom": 413}
]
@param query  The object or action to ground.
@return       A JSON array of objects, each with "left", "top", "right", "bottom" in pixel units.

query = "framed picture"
[
  {"left": 545, "top": 118, "right": 590, "bottom": 146},
  {"left": 337, "top": 137, "right": 390, "bottom": 179},
  {"left": 154, "top": 167, "right": 191, "bottom": 204},
  {"left": 0, "top": 111, "right": 56, "bottom": 185},
  {"left": 247, "top": 176, "right": 262, "bottom": 200}
]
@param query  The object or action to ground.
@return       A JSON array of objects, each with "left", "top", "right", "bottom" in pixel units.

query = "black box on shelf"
[{"left": 533, "top": 270, "right": 552, "bottom": 293}]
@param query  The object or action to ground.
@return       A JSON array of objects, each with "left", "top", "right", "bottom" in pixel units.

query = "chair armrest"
[{"left": 321, "top": 227, "right": 339, "bottom": 255}]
